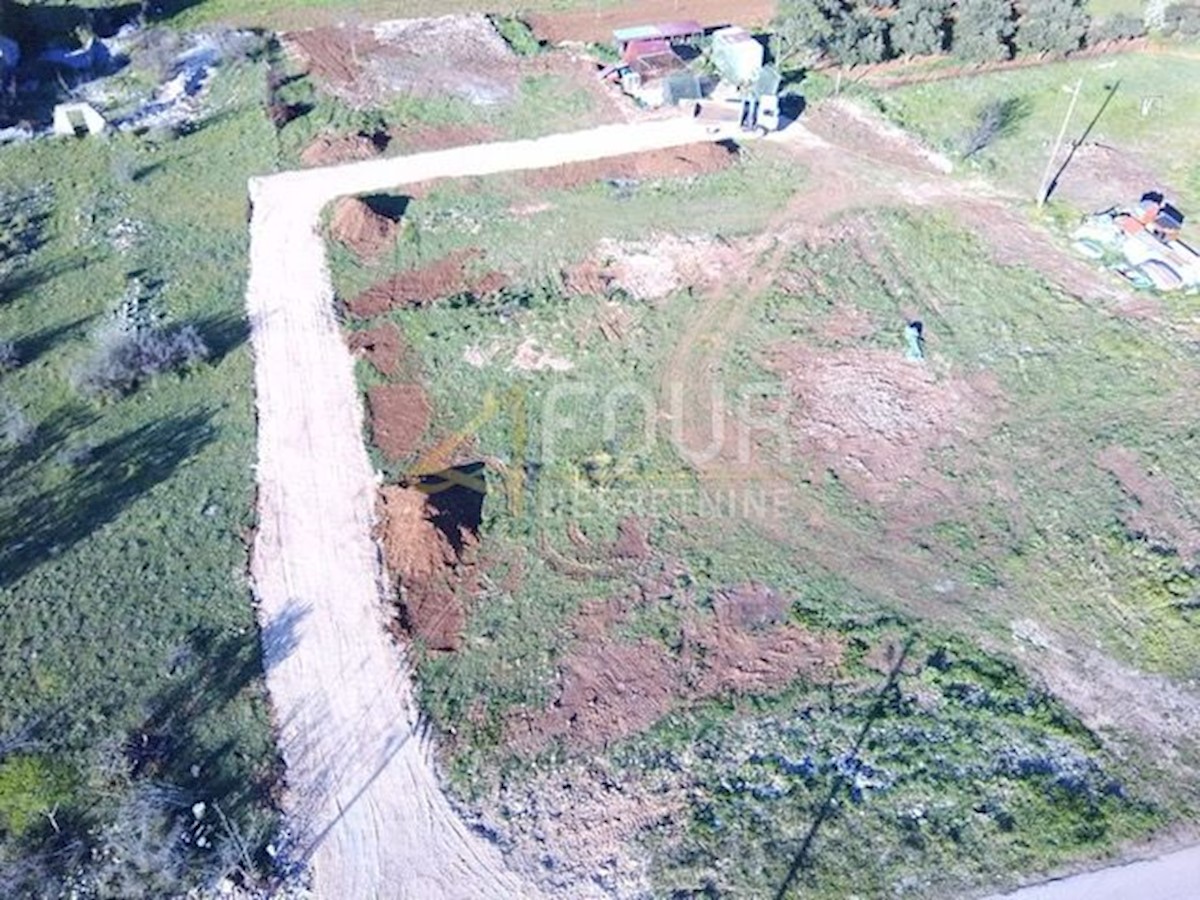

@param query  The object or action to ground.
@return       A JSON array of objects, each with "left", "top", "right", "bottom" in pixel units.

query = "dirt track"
[{"left": 245, "top": 118, "right": 744, "bottom": 898}]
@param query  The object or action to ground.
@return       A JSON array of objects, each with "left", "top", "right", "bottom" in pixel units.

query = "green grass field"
[
  {"left": 0, "top": 61, "right": 281, "bottom": 893},
  {"left": 862, "top": 52, "right": 1200, "bottom": 211}
]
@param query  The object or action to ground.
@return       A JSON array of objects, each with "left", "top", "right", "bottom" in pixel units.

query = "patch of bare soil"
[
  {"left": 389, "top": 122, "right": 501, "bottom": 153},
  {"left": 1051, "top": 141, "right": 1176, "bottom": 215},
  {"left": 285, "top": 15, "right": 517, "bottom": 107},
  {"left": 1010, "top": 617, "right": 1200, "bottom": 767},
  {"left": 377, "top": 485, "right": 477, "bottom": 651},
  {"left": 1097, "top": 445, "right": 1200, "bottom": 562},
  {"left": 766, "top": 345, "right": 997, "bottom": 507},
  {"left": 564, "top": 233, "right": 747, "bottom": 303},
  {"left": 527, "top": 0, "right": 776, "bottom": 43},
  {"left": 347, "top": 322, "right": 405, "bottom": 376},
  {"left": 329, "top": 196, "right": 400, "bottom": 260},
  {"left": 524, "top": 141, "right": 737, "bottom": 192},
  {"left": 507, "top": 579, "right": 842, "bottom": 754},
  {"left": 368, "top": 383, "right": 431, "bottom": 461},
  {"left": 347, "top": 249, "right": 507, "bottom": 317},
  {"left": 300, "top": 130, "right": 387, "bottom": 168},
  {"left": 805, "top": 100, "right": 952, "bottom": 175}
]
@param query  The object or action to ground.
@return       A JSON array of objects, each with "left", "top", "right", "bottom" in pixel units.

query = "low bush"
[
  {"left": 490, "top": 15, "right": 542, "bottom": 57},
  {"left": 74, "top": 325, "right": 209, "bottom": 400},
  {"left": 1087, "top": 13, "right": 1147, "bottom": 43},
  {"left": 0, "top": 398, "right": 32, "bottom": 447},
  {"left": 0, "top": 339, "right": 18, "bottom": 372},
  {"left": 1163, "top": 3, "right": 1200, "bottom": 36}
]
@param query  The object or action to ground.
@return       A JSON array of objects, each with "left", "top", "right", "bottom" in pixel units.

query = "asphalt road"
[{"left": 986, "top": 844, "right": 1200, "bottom": 900}]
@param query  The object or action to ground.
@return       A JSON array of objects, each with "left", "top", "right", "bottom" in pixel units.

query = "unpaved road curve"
[{"left": 246, "top": 119, "right": 743, "bottom": 899}]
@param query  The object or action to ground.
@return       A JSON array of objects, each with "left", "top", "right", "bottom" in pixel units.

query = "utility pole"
[{"left": 1037, "top": 78, "right": 1083, "bottom": 209}]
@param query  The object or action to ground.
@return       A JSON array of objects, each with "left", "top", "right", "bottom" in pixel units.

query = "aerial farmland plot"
[{"left": 2, "top": 0, "right": 1200, "bottom": 897}]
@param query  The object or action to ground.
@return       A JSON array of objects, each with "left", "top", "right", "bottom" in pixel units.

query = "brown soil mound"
[
  {"left": 524, "top": 142, "right": 737, "bottom": 192},
  {"left": 378, "top": 485, "right": 476, "bottom": 651},
  {"left": 330, "top": 197, "right": 400, "bottom": 260},
  {"left": 347, "top": 323, "right": 405, "bottom": 376},
  {"left": 368, "top": 383, "right": 431, "bottom": 461},
  {"left": 1097, "top": 445, "right": 1200, "bottom": 562},
  {"left": 347, "top": 249, "right": 508, "bottom": 318},
  {"left": 300, "top": 131, "right": 386, "bottom": 168},
  {"left": 766, "top": 345, "right": 995, "bottom": 506},
  {"left": 507, "top": 580, "right": 841, "bottom": 753},
  {"left": 527, "top": 0, "right": 775, "bottom": 43}
]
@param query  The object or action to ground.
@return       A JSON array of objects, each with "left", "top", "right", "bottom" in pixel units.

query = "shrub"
[
  {"left": 1163, "top": 3, "right": 1200, "bottom": 36},
  {"left": 0, "top": 754, "right": 76, "bottom": 840},
  {"left": 961, "top": 96, "right": 1028, "bottom": 157},
  {"left": 490, "top": 15, "right": 542, "bottom": 56},
  {"left": 0, "top": 397, "right": 32, "bottom": 447},
  {"left": 1087, "top": 12, "right": 1147, "bottom": 43},
  {"left": 74, "top": 324, "right": 209, "bottom": 400},
  {"left": 0, "top": 339, "right": 18, "bottom": 372},
  {"left": 891, "top": 0, "right": 951, "bottom": 56},
  {"left": 952, "top": 0, "right": 1017, "bottom": 61},
  {"left": 829, "top": 11, "right": 892, "bottom": 64},
  {"left": 1017, "top": 0, "right": 1089, "bottom": 55},
  {"left": 773, "top": 0, "right": 842, "bottom": 67}
]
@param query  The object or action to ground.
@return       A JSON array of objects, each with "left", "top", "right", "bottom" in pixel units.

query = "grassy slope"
[
  {"left": 863, "top": 52, "right": 1200, "bottom": 211},
  {"left": 0, "top": 63, "right": 280, "bottom": 888}
]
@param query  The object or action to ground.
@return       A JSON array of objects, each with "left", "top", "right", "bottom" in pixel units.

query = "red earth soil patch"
[
  {"left": 389, "top": 122, "right": 501, "bottom": 153},
  {"left": 347, "top": 249, "right": 508, "bottom": 317},
  {"left": 285, "top": 15, "right": 518, "bottom": 108},
  {"left": 523, "top": 141, "right": 737, "bottom": 192},
  {"left": 347, "top": 322, "right": 405, "bottom": 376},
  {"left": 1097, "top": 445, "right": 1200, "bottom": 562},
  {"left": 300, "top": 130, "right": 386, "bottom": 167},
  {"left": 285, "top": 27, "right": 378, "bottom": 96},
  {"left": 507, "top": 580, "right": 842, "bottom": 753},
  {"left": 804, "top": 101, "right": 947, "bottom": 176},
  {"left": 613, "top": 517, "right": 652, "bottom": 560},
  {"left": 527, "top": 0, "right": 776, "bottom": 43},
  {"left": 378, "top": 485, "right": 477, "bottom": 651},
  {"left": 368, "top": 383, "right": 431, "bottom": 461},
  {"left": 1052, "top": 141, "right": 1176, "bottom": 216},
  {"left": 765, "top": 344, "right": 999, "bottom": 507},
  {"left": 329, "top": 197, "right": 400, "bottom": 260}
]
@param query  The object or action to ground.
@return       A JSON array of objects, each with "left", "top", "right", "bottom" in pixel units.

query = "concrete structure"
[
  {"left": 52, "top": 102, "right": 107, "bottom": 137},
  {"left": 712, "top": 26, "right": 764, "bottom": 85},
  {"left": 621, "top": 51, "right": 698, "bottom": 107}
]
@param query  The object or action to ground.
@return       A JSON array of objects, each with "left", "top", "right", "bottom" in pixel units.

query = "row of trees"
[{"left": 774, "top": 0, "right": 1136, "bottom": 67}]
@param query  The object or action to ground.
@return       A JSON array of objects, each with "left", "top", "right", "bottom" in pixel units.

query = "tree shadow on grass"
[
  {"left": 12, "top": 315, "right": 93, "bottom": 367},
  {"left": 0, "top": 408, "right": 217, "bottom": 589},
  {"left": 193, "top": 311, "right": 249, "bottom": 365}
]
